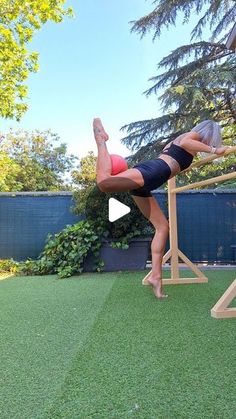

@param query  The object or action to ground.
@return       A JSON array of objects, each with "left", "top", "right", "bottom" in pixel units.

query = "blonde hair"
[{"left": 191, "top": 120, "right": 222, "bottom": 147}]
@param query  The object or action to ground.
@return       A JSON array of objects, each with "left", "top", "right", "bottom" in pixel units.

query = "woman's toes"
[{"left": 93, "top": 118, "right": 109, "bottom": 141}]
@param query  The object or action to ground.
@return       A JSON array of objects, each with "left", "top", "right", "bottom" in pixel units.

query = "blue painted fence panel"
[
  {"left": 0, "top": 190, "right": 235, "bottom": 263},
  {"left": 0, "top": 193, "right": 80, "bottom": 260}
]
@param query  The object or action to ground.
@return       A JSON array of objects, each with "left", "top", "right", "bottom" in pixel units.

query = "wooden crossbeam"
[
  {"left": 171, "top": 172, "right": 236, "bottom": 194},
  {"left": 182, "top": 145, "right": 236, "bottom": 173},
  {"left": 142, "top": 248, "right": 208, "bottom": 285}
]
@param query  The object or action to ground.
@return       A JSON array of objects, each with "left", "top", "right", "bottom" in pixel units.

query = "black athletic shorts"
[{"left": 130, "top": 158, "right": 171, "bottom": 197}]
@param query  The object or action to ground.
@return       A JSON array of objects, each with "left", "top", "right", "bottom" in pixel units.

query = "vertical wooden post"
[{"left": 167, "top": 177, "right": 179, "bottom": 280}]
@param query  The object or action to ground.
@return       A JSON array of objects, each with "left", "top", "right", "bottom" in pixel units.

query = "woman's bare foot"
[
  {"left": 147, "top": 275, "right": 168, "bottom": 299},
  {"left": 93, "top": 118, "right": 109, "bottom": 143}
]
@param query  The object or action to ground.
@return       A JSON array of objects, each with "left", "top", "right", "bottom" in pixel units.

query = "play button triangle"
[{"left": 108, "top": 198, "right": 131, "bottom": 222}]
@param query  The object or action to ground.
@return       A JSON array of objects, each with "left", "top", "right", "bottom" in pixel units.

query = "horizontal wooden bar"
[
  {"left": 162, "top": 277, "right": 208, "bottom": 284},
  {"left": 171, "top": 171, "right": 236, "bottom": 193},
  {"left": 181, "top": 145, "right": 236, "bottom": 173},
  {"left": 143, "top": 277, "right": 208, "bottom": 285}
]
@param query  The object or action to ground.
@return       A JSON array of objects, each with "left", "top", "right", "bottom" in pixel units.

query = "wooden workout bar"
[
  {"left": 143, "top": 142, "right": 236, "bottom": 291},
  {"left": 142, "top": 141, "right": 236, "bottom": 317},
  {"left": 182, "top": 144, "right": 236, "bottom": 172},
  {"left": 171, "top": 171, "right": 236, "bottom": 193},
  {"left": 171, "top": 145, "right": 236, "bottom": 193}
]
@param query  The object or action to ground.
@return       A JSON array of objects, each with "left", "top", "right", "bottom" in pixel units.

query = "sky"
[{"left": 0, "top": 0, "right": 202, "bottom": 160}]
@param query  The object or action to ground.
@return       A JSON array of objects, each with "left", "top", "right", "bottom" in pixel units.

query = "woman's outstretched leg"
[
  {"left": 131, "top": 195, "right": 169, "bottom": 298},
  {"left": 93, "top": 118, "right": 144, "bottom": 193},
  {"left": 93, "top": 118, "right": 112, "bottom": 185}
]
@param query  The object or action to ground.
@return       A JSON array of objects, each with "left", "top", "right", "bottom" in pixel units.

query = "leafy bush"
[
  {"left": 20, "top": 220, "right": 103, "bottom": 278},
  {"left": 19, "top": 184, "right": 154, "bottom": 279}
]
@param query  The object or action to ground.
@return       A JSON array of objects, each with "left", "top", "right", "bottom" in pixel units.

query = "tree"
[
  {"left": 72, "top": 151, "right": 97, "bottom": 214},
  {"left": 0, "top": 152, "right": 22, "bottom": 191},
  {"left": 1, "top": 130, "right": 78, "bottom": 191},
  {"left": 71, "top": 151, "right": 97, "bottom": 189},
  {"left": 0, "top": 0, "right": 73, "bottom": 120},
  {"left": 122, "top": 0, "right": 236, "bottom": 182}
]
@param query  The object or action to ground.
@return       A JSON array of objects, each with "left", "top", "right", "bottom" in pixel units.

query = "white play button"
[{"left": 108, "top": 198, "right": 131, "bottom": 222}]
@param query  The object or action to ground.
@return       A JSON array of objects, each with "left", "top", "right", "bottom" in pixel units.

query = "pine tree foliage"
[
  {"left": 122, "top": 114, "right": 182, "bottom": 154},
  {"left": 131, "top": 1, "right": 235, "bottom": 42},
  {"left": 147, "top": 42, "right": 231, "bottom": 93},
  {"left": 123, "top": 0, "right": 236, "bottom": 166}
]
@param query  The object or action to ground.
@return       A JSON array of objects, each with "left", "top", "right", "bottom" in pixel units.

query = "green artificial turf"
[{"left": 0, "top": 271, "right": 235, "bottom": 419}]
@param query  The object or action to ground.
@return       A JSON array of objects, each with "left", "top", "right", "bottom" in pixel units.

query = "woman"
[{"left": 93, "top": 118, "right": 229, "bottom": 299}]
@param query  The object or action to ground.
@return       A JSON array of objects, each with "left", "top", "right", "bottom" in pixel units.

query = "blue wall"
[
  {"left": 0, "top": 193, "right": 81, "bottom": 260},
  {"left": 0, "top": 190, "right": 235, "bottom": 263}
]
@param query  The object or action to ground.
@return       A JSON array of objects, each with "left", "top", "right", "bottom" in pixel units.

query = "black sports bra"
[{"left": 161, "top": 143, "right": 194, "bottom": 171}]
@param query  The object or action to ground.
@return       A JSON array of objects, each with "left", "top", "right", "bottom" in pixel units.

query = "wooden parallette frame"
[
  {"left": 211, "top": 279, "right": 236, "bottom": 319},
  {"left": 143, "top": 146, "right": 236, "bottom": 318}
]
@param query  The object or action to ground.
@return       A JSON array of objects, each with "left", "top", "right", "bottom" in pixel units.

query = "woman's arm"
[{"left": 180, "top": 133, "right": 229, "bottom": 155}]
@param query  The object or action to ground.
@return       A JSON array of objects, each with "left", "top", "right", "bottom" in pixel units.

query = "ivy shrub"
[
  {"left": 19, "top": 220, "right": 103, "bottom": 278},
  {"left": 19, "top": 186, "right": 154, "bottom": 279}
]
